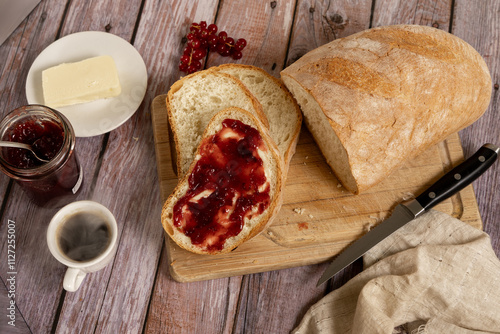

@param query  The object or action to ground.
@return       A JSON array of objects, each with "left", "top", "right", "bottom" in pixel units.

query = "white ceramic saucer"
[{"left": 26, "top": 31, "right": 148, "bottom": 137}]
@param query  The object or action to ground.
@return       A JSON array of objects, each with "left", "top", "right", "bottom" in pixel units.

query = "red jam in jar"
[
  {"left": 0, "top": 105, "right": 83, "bottom": 207},
  {"left": 4, "top": 118, "right": 64, "bottom": 168},
  {"left": 173, "top": 119, "right": 270, "bottom": 252}
]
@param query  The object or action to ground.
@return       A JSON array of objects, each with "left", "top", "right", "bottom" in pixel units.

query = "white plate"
[{"left": 26, "top": 31, "right": 147, "bottom": 137}]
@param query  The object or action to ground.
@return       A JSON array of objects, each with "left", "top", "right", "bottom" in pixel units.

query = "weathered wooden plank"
[
  {"left": 0, "top": 1, "right": 99, "bottom": 333},
  {"left": 0, "top": 191, "right": 68, "bottom": 333},
  {"left": 452, "top": 0, "right": 500, "bottom": 256},
  {"left": 145, "top": 251, "right": 243, "bottom": 334},
  {"left": 232, "top": 265, "right": 329, "bottom": 333},
  {"left": 46, "top": 0, "right": 153, "bottom": 333},
  {"left": 207, "top": 0, "right": 297, "bottom": 76},
  {"left": 285, "top": 0, "right": 372, "bottom": 68},
  {"left": 60, "top": 0, "right": 143, "bottom": 37},
  {"left": 372, "top": 0, "right": 452, "bottom": 28},
  {"left": 0, "top": 278, "right": 31, "bottom": 334}
]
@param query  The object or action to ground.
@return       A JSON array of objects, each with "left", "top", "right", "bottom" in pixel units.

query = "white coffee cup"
[{"left": 47, "top": 200, "right": 118, "bottom": 292}]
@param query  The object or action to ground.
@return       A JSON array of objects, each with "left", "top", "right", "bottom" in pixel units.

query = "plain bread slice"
[
  {"left": 166, "top": 69, "right": 267, "bottom": 178},
  {"left": 214, "top": 64, "right": 302, "bottom": 172}
]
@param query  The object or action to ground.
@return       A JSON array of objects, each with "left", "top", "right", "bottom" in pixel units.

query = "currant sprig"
[{"left": 179, "top": 21, "right": 248, "bottom": 74}]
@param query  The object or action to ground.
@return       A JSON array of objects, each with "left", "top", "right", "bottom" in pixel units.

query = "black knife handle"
[{"left": 415, "top": 143, "right": 499, "bottom": 211}]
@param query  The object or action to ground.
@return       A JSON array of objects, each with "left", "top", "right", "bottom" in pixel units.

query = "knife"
[{"left": 317, "top": 143, "right": 499, "bottom": 286}]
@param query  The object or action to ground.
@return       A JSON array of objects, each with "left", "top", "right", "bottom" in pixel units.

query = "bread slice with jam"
[{"left": 161, "top": 107, "right": 284, "bottom": 255}]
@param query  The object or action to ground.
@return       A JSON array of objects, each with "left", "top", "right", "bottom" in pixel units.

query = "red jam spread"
[
  {"left": 173, "top": 119, "right": 271, "bottom": 252},
  {"left": 2, "top": 118, "right": 64, "bottom": 168}
]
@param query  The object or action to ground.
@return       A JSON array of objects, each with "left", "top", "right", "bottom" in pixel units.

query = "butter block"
[{"left": 42, "top": 55, "right": 121, "bottom": 108}]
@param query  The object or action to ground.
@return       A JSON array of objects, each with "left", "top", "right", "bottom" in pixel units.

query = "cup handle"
[{"left": 63, "top": 268, "right": 86, "bottom": 292}]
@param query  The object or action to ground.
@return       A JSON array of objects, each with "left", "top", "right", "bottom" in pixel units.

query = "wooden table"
[{"left": 1, "top": 1, "right": 498, "bottom": 333}]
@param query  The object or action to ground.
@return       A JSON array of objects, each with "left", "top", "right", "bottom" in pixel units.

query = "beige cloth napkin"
[{"left": 293, "top": 210, "right": 500, "bottom": 334}]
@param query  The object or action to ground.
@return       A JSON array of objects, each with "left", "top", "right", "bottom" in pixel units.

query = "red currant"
[
  {"left": 179, "top": 61, "right": 188, "bottom": 72},
  {"left": 235, "top": 38, "right": 247, "bottom": 50},
  {"left": 189, "top": 38, "right": 201, "bottom": 49},
  {"left": 208, "top": 35, "right": 219, "bottom": 48},
  {"left": 217, "top": 44, "right": 231, "bottom": 57},
  {"left": 208, "top": 24, "right": 217, "bottom": 34},
  {"left": 187, "top": 64, "right": 198, "bottom": 74},
  {"left": 232, "top": 50, "right": 243, "bottom": 60},
  {"left": 225, "top": 37, "right": 235, "bottom": 47},
  {"left": 218, "top": 31, "right": 228, "bottom": 43},
  {"left": 200, "top": 29, "right": 209, "bottom": 40},
  {"left": 180, "top": 54, "right": 190, "bottom": 64},
  {"left": 183, "top": 45, "right": 192, "bottom": 55},
  {"left": 192, "top": 48, "right": 207, "bottom": 61}
]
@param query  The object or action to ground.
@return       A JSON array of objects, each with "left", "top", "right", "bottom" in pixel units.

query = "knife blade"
[{"left": 317, "top": 143, "right": 499, "bottom": 286}]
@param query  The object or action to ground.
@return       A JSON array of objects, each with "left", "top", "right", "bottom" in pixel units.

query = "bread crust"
[
  {"left": 281, "top": 24, "right": 492, "bottom": 193},
  {"left": 161, "top": 107, "right": 284, "bottom": 255}
]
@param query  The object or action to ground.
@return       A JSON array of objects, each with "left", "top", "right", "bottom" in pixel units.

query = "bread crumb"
[
  {"left": 267, "top": 231, "right": 274, "bottom": 237},
  {"left": 308, "top": 214, "right": 314, "bottom": 219},
  {"left": 133, "top": 136, "right": 139, "bottom": 141},
  {"left": 293, "top": 207, "right": 305, "bottom": 215},
  {"left": 337, "top": 183, "right": 342, "bottom": 188},
  {"left": 305, "top": 156, "right": 309, "bottom": 159},
  {"left": 303, "top": 162, "right": 307, "bottom": 165},
  {"left": 364, "top": 222, "right": 374, "bottom": 232},
  {"left": 298, "top": 222, "right": 309, "bottom": 231}
]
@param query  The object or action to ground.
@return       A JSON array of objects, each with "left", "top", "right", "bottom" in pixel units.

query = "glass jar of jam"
[{"left": 0, "top": 105, "right": 83, "bottom": 207}]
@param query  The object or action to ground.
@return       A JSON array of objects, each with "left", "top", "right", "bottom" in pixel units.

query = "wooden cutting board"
[{"left": 151, "top": 94, "right": 482, "bottom": 282}]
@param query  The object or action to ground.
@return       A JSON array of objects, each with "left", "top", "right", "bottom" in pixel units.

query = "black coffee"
[{"left": 57, "top": 212, "right": 110, "bottom": 262}]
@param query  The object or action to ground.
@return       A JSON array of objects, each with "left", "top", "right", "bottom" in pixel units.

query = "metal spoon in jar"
[{"left": 0, "top": 140, "right": 50, "bottom": 163}]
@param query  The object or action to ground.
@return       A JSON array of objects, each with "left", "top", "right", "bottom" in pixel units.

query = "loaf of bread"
[
  {"left": 281, "top": 24, "right": 492, "bottom": 194},
  {"left": 161, "top": 107, "right": 283, "bottom": 255},
  {"left": 166, "top": 69, "right": 268, "bottom": 178},
  {"left": 214, "top": 64, "right": 302, "bottom": 171}
]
